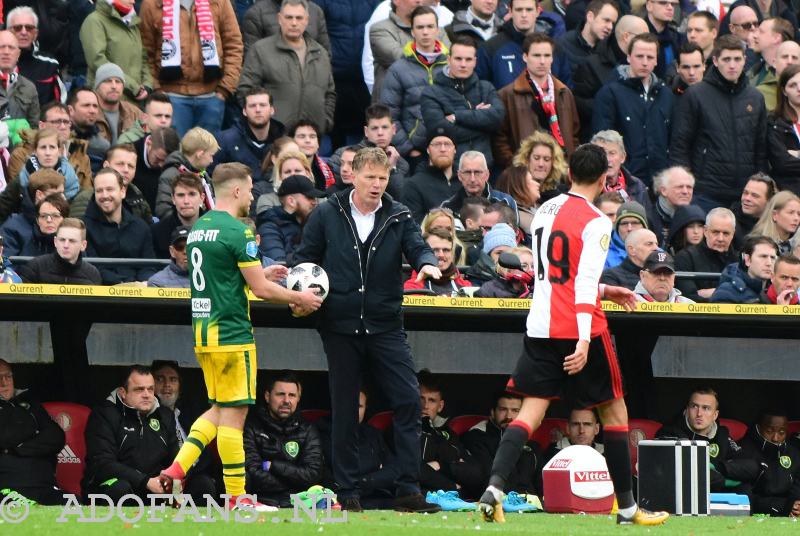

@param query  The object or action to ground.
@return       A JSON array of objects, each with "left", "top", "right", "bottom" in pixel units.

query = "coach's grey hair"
[
  {"left": 590, "top": 130, "right": 626, "bottom": 155},
  {"left": 705, "top": 207, "right": 736, "bottom": 228},
  {"left": 459, "top": 151, "right": 488, "bottom": 171},
  {"left": 653, "top": 166, "right": 695, "bottom": 192},
  {"left": 6, "top": 6, "right": 38, "bottom": 28}
]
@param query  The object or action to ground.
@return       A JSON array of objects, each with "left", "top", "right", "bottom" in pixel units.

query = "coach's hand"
[
  {"left": 604, "top": 285, "right": 637, "bottom": 312},
  {"left": 416, "top": 264, "right": 442, "bottom": 282},
  {"left": 792, "top": 499, "right": 800, "bottom": 517},
  {"left": 264, "top": 264, "right": 289, "bottom": 282},
  {"left": 291, "top": 289, "right": 323, "bottom": 316},
  {"left": 564, "top": 340, "right": 589, "bottom": 375}
]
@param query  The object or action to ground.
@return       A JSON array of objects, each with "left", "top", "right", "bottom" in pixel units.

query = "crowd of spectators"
[
  {"left": 0, "top": 0, "right": 793, "bottom": 302},
  {"left": 1, "top": 361, "right": 798, "bottom": 515},
  {"left": 0, "top": 0, "right": 798, "bottom": 516}
]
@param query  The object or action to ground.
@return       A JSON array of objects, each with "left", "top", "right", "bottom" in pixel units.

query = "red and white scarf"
[
  {"left": 160, "top": 0, "right": 221, "bottom": 82},
  {"left": 527, "top": 72, "right": 565, "bottom": 148},
  {"left": 178, "top": 164, "right": 216, "bottom": 210},
  {"left": 0, "top": 67, "right": 18, "bottom": 91},
  {"left": 315, "top": 155, "right": 335, "bottom": 189}
]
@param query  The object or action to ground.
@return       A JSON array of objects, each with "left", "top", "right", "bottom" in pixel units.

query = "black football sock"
[
  {"left": 487, "top": 420, "right": 532, "bottom": 491},
  {"left": 604, "top": 426, "right": 635, "bottom": 510}
]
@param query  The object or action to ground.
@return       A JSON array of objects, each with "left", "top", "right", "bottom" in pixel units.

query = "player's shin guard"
[
  {"left": 603, "top": 426, "right": 636, "bottom": 510},
  {"left": 487, "top": 420, "right": 533, "bottom": 491},
  {"left": 218, "top": 426, "right": 247, "bottom": 497},
  {"left": 175, "top": 417, "right": 217, "bottom": 474}
]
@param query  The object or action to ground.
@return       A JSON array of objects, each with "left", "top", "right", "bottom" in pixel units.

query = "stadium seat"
[
  {"left": 448, "top": 414, "right": 486, "bottom": 435},
  {"left": 628, "top": 419, "right": 662, "bottom": 475},
  {"left": 301, "top": 409, "right": 331, "bottom": 423},
  {"left": 532, "top": 418, "right": 568, "bottom": 449},
  {"left": 42, "top": 401, "right": 91, "bottom": 496},
  {"left": 719, "top": 418, "right": 748, "bottom": 441},
  {"left": 788, "top": 420, "right": 800, "bottom": 435},
  {"left": 368, "top": 411, "right": 394, "bottom": 431}
]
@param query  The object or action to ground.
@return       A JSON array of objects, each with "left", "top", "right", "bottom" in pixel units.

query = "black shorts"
[{"left": 506, "top": 331, "right": 625, "bottom": 409}]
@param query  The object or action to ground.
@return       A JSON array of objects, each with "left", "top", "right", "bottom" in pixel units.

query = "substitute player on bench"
[
  {"left": 477, "top": 145, "right": 669, "bottom": 526},
  {"left": 160, "top": 162, "right": 322, "bottom": 512}
]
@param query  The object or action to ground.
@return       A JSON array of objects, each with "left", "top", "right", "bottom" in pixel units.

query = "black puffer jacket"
[
  {"left": 403, "top": 165, "right": 461, "bottom": 223},
  {"left": 656, "top": 414, "right": 759, "bottom": 491},
  {"left": 17, "top": 252, "right": 102, "bottom": 284},
  {"left": 294, "top": 188, "right": 437, "bottom": 335},
  {"left": 243, "top": 406, "right": 323, "bottom": 506},
  {"left": 420, "top": 70, "right": 505, "bottom": 168},
  {"left": 82, "top": 391, "right": 178, "bottom": 495},
  {"left": 461, "top": 418, "right": 542, "bottom": 494},
  {"left": 600, "top": 256, "right": 641, "bottom": 290},
  {"left": 738, "top": 424, "right": 800, "bottom": 516},
  {"left": 0, "top": 389, "right": 65, "bottom": 490},
  {"left": 766, "top": 115, "right": 800, "bottom": 195},
  {"left": 572, "top": 36, "right": 627, "bottom": 142},
  {"left": 674, "top": 241, "right": 739, "bottom": 303},
  {"left": 82, "top": 197, "right": 157, "bottom": 284},
  {"left": 670, "top": 67, "right": 767, "bottom": 205}
]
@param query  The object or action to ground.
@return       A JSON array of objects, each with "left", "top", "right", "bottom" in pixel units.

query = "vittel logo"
[
  {"left": 551, "top": 459, "right": 572, "bottom": 469},
  {"left": 573, "top": 471, "right": 610, "bottom": 482}
]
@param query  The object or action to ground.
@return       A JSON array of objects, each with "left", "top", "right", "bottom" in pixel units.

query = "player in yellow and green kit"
[{"left": 160, "top": 163, "right": 322, "bottom": 512}]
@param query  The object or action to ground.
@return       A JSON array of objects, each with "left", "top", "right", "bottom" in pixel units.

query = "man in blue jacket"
[
  {"left": 711, "top": 235, "right": 777, "bottom": 303},
  {"left": 293, "top": 147, "right": 441, "bottom": 514},
  {"left": 212, "top": 88, "right": 285, "bottom": 184},
  {"left": 592, "top": 33, "right": 672, "bottom": 188},
  {"left": 476, "top": 0, "right": 571, "bottom": 89}
]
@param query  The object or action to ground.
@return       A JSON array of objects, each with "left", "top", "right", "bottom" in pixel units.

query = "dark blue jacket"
[
  {"left": 0, "top": 189, "right": 55, "bottom": 258},
  {"left": 420, "top": 70, "right": 505, "bottom": 168},
  {"left": 710, "top": 262, "right": 765, "bottom": 303},
  {"left": 212, "top": 119, "right": 285, "bottom": 184},
  {"left": 311, "top": 0, "right": 382, "bottom": 75},
  {"left": 592, "top": 66, "right": 673, "bottom": 186},
  {"left": 476, "top": 19, "right": 572, "bottom": 90},
  {"left": 256, "top": 205, "right": 302, "bottom": 263},
  {"left": 82, "top": 197, "right": 157, "bottom": 284},
  {"left": 293, "top": 188, "right": 437, "bottom": 335},
  {"left": 645, "top": 17, "right": 682, "bottom": 81}
]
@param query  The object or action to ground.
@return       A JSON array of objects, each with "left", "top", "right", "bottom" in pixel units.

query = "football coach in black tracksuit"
[{"left": 294, "top": 147, "right": 441, "bottom": 514}]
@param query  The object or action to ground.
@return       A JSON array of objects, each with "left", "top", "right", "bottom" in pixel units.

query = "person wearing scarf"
[
  {"left": 139, "top": 0, "right": 243, "bottom": 136},
  {"left": 18, "top": 144, "right": 81, "bottom": 201},
  {"left": 80, "top": 0, "right": 154, "bottom": 102},
  {"left": 759, "top": 254, "right": 800, "bottom": 305},
  {"left": 493, "top": 32, "right": 579, "bottom": 169}
]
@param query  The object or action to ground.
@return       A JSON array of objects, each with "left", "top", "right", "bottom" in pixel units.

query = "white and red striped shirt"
[{"left": 526, "top": 193, "right": 611, "bottom": 341}]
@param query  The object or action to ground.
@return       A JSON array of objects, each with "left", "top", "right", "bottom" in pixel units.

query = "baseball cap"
[
  {"left": 170, "top": 226, "right": 190, "bottom": 246},
  {"left": 277, "top": 175, "right": 326, "bottom": 198},
  {"left": 643, "top": 250, "right": 675, "bottom": 273}
]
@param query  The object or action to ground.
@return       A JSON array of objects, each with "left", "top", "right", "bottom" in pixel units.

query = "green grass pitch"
[{"left": 2, "top": 507, "right": 798, "bottom": 535}]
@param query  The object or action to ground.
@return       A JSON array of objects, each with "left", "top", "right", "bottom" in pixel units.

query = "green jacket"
[
  {"left": 117, "top": 120, "right": 146, "bottom": 144},
  {"left": 756, "top": 70, "right": 777, "bottom": 113},
  {"left": 80, "top": 1, "right": 153, "bottom": 99}
]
